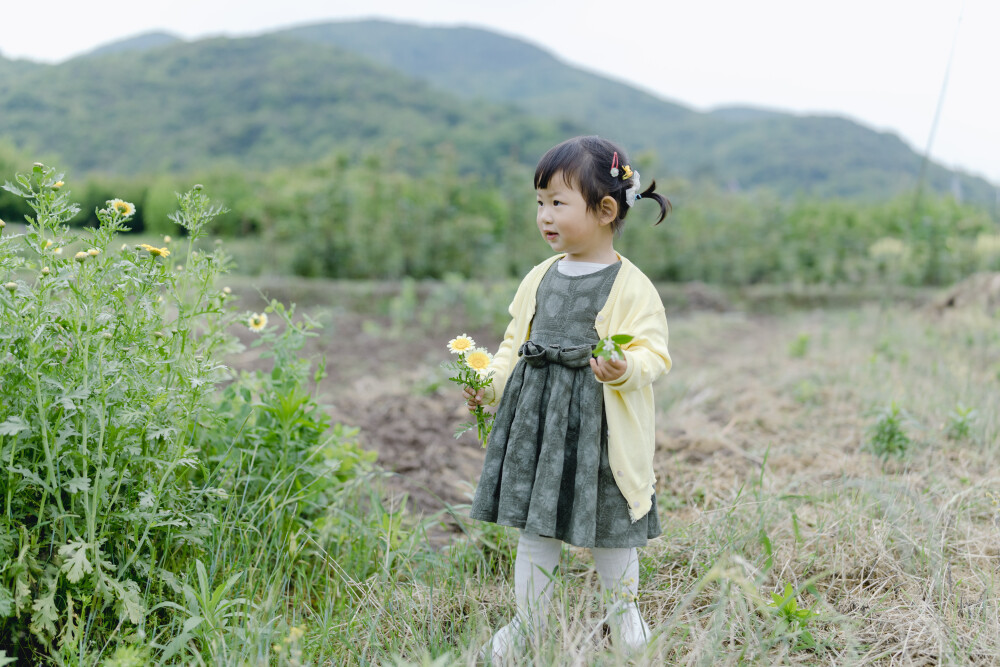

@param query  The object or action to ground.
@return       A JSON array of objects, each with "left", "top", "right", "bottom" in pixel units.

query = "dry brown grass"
[{"left": 224, "top": 277, "right": 999, "bottom": 665}]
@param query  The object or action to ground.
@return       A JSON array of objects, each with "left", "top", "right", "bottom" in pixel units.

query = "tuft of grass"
[{"left": 865, "top": 401, "right": 914, "bottom": 460}]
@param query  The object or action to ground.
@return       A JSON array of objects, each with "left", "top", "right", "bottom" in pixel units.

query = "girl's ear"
[{"left": 598, "top": 195, "right": 618, "bottom": 227}]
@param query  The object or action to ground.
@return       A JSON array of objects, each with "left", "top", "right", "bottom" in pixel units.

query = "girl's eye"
[{"left": 552, "top": 200, "right": 562, "bottom": 206}]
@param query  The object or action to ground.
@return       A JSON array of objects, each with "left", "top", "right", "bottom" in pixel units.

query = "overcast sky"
[{"left": 2, "top": 0, "right": 997, "bottom": 183}]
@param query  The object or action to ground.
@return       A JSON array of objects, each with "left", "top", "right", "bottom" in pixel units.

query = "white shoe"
[
  {"left": 608, "top": 603, "right": 651, "bottom": 654},
  {"left": 478, "top": 619, "right": 524, "bottom": 665}
]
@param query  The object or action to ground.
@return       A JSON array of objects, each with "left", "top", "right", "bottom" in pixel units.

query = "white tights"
[{"left": 482, "top": 531, "right": 649, "bottom": 660}]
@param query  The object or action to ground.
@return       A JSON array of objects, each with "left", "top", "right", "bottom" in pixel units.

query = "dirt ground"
[{"left": 225, "top": 273, "right": 997, "bottom": 539}]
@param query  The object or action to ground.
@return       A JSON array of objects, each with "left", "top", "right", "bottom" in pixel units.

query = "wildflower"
[
  {"left": 121, "top": 243, "right": 129, "bottom": 251},
  {"left": 41, "top": 266, "right": 50, "bottom": 276},
  {"left": 54, "top": 247, "right": 63, "bottom": 255},
  {"left": 0, "top": 218, "right": 5, "bottom": 229},
  {"left": 176, "top": 265, "right": 183, "bottom": 271},
  {"left": 247, "top": 312, "right": 268, "bottom": 332},
  {"left": 193, "top": 184, "right": 203, "bottom": 191},
  {"left": 448, "top": 334, "right": 476, "bottom": 355},
  {"left": 465, "top": 348, "right": 493, "bottom": 376},
  {"left": 163, "top": 235, "right": 172, "bottom": 244},
  {"left": 109, "top": 199, "right": 136, "bottom": 217},
  {"left": 44, "top": 239, "right": 53, "bottom": 249},
  {"left": 4, "top": 282, "right": 16, "bottom": 293},
  {"left": 74, "top": 251, "right": 88, "bottom": 263},
  {"left": 53, "top": 181, "right": 64, "bottom": 189},
  {"left": 88, "top": 248, "right": 100, "bottom": 256},
  {"left": 288, "top": 626, "right": 305, "bottom": 642},
  {"left": 869, "top": 237, "right": 908, "bottom": 259},
  {"left": 139, "top": 243, "right": 170, "bottom": 258},
  {"left": 222, "top": 286, "right": 232, "bottom": 295}
]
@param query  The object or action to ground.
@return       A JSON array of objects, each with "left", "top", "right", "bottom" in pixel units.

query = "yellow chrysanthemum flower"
[
  {"left": 139, "top": 243, "right": 171, "bottom": 257},
  {"left": 248, "top": 312, "right": 268, "bottom": 332},
  {"left": 465, "top": 348, "right": 493, "bottom": 375},
  {"left": 448, "top": 334, "right": 475, "bottom": 355},
  {"left": 109, "top": 199, "right": 136, "bottom": 216}
]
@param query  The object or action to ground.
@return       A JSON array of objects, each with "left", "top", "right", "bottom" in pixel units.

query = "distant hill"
[
  {"left": 0, "top": 34, "right": 576, "bottom": 176},
  {"left": 279, "top": 20, "right": 996, "bottom": 203},
  {"left": 0, "top": 21, "right": 994, "bottom": 204},
  {"left": 84, "top": 31, "right": 183, "bottom": 57}
]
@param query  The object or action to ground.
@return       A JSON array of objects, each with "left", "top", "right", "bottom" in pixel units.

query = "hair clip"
[
  {"left": 610, "top": 152, "right": 620, "bottom": 178},
  {"left": 621, "top": 164, "right": 633, "bottom": 180},
  {"left": 625, "top": 171, "right": 641, "bottom": 207}
]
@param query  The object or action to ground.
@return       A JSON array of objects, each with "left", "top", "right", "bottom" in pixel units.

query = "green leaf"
[
  {"left": 610, "top": 334, "right": 634, "bottom": 345},
  {"left": 0, "top": 587, "right": 14, "bottom": 618},
  {"left": 0, "top": 417, "right": 28, "bottom": 436},
  {"left": 65, "top": 476, "right": 91, "bottom": 494},
  {"left": 58, "top": 539, "right": 94, "bottom": 583},
  {"left": 111, "top": 578, "right": 146, "bottom": 624},
  {"left": 30, "top": 591, "right": 58, "bottom": 639}
]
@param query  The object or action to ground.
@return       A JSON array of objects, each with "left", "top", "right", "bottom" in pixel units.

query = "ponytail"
[{"left": 637, "top": 179, "right": 671, "bottom": 225}]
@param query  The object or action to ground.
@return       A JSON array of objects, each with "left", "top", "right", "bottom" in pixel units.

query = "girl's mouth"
[{"left": 544, "top": 232, "right": 558, "bottom": 241}]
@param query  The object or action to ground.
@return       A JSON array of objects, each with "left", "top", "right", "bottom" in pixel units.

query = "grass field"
[{"left": 218, "top": 276, "right": 1000, "bottom": 665}]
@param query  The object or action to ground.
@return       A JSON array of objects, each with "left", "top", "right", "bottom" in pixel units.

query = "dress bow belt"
[{"left": 518, "top": 341, "right": 594, "bottom": 369}]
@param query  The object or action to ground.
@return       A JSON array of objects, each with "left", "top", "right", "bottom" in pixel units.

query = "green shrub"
[
  {"left": 865, "top": 402, "right": 914, "bottom": 460},
  {"left": 0, "top": 165, "right": 372, "bottom": 663}
]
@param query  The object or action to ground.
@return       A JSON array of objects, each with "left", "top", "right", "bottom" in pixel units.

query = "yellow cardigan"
[{"left": 484, "top": 253, "right": 671, "bottom": 522}]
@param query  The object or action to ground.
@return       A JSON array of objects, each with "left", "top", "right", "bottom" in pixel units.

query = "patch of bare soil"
[{"left": 932, "top": 271, "right": 1000, "bottom": 313}]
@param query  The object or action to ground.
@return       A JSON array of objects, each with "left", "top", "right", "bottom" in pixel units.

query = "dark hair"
[{"left": 533, "top": 136, "right": 671, "bottom": 235}]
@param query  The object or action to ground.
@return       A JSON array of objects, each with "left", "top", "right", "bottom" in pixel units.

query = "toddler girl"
[{"left": 464, "top": 136, "right": 672, "bottom": 662}]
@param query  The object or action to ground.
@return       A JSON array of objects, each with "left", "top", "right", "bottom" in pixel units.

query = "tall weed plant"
[{"left": 0, "top": 165, "right": 371, "bottom": 663}]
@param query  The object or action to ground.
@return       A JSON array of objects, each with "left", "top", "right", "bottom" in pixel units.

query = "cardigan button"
[
  {"left": 617, "top": 470, "right": 623, "bottom": 476},
  {"left": 633, "top": 502, "right": 639, "bottom": 508},
  {"left": 596, "top": 315, "right": 604, "bottom": 322}
]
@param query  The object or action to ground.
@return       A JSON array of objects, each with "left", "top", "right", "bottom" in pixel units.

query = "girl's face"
[{"left": 536, "top": 171, "right": 616, "bottom": 263}]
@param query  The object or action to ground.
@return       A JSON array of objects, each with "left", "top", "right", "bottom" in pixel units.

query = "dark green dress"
[{"left": 470, "top": 262, "right": 660, "bottom": 548}]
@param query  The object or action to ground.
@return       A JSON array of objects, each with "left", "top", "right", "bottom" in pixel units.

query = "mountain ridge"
[{"left": 0, "top": 21, "right": 993, "bottom": 203}]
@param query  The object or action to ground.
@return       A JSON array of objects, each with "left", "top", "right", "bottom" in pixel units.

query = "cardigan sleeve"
[
  {"left": 482, "top": 301, "right": 520, "bottom": 407},
  {"left": 603, "top": 306, "right": 671, "bottom": 392}
]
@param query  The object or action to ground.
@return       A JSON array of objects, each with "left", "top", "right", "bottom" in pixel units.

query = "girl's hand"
[
  {"left": 590, "top": 356, "right": 627, "bottom": 382},
  {"left": 464, "top": 386, "right": 485, "bottom": 411}
]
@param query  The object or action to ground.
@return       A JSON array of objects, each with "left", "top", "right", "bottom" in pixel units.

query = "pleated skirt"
[{"left": 470, "top": 341, "right": 660, "bottom": 548}]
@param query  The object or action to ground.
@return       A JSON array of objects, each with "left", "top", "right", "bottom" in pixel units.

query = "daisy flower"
[
  {"left": 465, "top": 348, "right": 493, "bottom": 376},
  {"left": 88, "top": 248, "right": 100, "bottom": 256},
  {"left": 248, "top": 312, "right": 268, "bottom": 332},
  {"left": 74, "top": 251, "right": 88, "bottom": 262},
  {"left": 139, "top": 243, "right": 170, "bottom": 258},
  {"left": 109, "top": 199, "right": 136, "bottom": 217},
  {"left": 448, "top": 334, "right": 475, "bottom": 355},
  {"left": 163, "top": 235, "right": 172, "bottom": 244}
]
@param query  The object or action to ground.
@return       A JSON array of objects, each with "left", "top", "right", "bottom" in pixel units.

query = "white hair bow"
[{"left": 625, "top": 171, "right": 641, "bottom": 207}]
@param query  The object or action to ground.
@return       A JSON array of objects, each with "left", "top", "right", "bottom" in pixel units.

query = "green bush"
[{"left": 0, "top": 165, "right": 373, "bottom": 663}]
